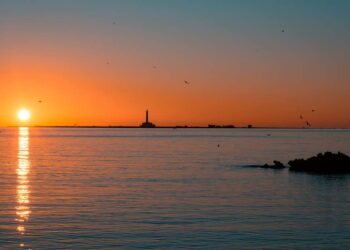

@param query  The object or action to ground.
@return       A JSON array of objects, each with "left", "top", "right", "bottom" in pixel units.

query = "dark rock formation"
[
  {"left": 289, "top": 152, "right": 350, "bottom": 174},
  {"left": 243, "top": 152, "right": 350, "bottom": 174},
  {"left": 246, "top": 161, "right": 286, "bottom": 170}
]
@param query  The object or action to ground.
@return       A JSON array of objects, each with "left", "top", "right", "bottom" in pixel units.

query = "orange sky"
[{"left": 1, "top": 1, "right": 350, "bottom": 128}]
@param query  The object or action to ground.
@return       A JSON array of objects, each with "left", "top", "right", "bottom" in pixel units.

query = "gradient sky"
[{"left": 1, "top": 0, "right": 350, "bottom": 127}]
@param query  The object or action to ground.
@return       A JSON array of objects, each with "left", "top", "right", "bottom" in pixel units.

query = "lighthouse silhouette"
[{"left": 140, "top": 110, "right": 156, "bottom": 128}]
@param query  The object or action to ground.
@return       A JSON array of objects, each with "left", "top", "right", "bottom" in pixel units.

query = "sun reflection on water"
[{"left": 16, "top": 127, "right": 31, "bottom": 248}]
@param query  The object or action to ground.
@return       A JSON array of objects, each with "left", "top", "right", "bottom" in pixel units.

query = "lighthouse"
[{"left": 140, "top": 109, "right": 156, "bottom": 128}]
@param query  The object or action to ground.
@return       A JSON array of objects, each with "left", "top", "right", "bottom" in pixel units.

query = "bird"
[
  {"left": 217, "top": 144, "right": 220, "bottom": 148},
  {"left": 38, "top": 100, "right": 42, "bottom": 103},
  {"left": 306, "top": 121, "right": 311, "bottom": 127},
  {"left": 184, "top": 80, "right": 190, "bottom": 85},
  {"left": 299, "top": 115, "right": 303, "bottom": 120},
  {"left": 312, "top": 109, "right": 316, "bottom": 112},
  {"left": 282, "top": 29, "right": 285, "bottom": 33}
]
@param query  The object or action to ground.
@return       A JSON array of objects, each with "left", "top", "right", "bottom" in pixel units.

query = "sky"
[{"left": 1, "top": 0, "right": 350, "bottom": 127}]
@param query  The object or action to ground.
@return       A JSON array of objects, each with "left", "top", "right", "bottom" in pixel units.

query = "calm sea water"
[{"left": 0, "top": 128, "right": 349, "bottom": 249}]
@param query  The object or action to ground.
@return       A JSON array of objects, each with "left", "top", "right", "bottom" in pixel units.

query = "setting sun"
[{"left": 17, "top": 109, "right": 31, "bottom": 122}]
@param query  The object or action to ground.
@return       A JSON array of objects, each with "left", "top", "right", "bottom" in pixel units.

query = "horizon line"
[{"left": 3, "top": 125, "right": 350, "bottom": 130}]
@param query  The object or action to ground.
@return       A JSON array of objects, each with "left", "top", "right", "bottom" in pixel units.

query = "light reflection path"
[{"left": 16, "top": 127, "right": 31, "bottom": 249}]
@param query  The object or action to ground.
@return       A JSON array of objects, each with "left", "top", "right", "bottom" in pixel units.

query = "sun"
[{"left": 17, "top": 109, "right": 31, "bottom": 122}]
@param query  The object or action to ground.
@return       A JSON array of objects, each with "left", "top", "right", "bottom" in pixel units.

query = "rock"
[
  {"left": 243, "top": 152, "right": 350, "bottom": 174},
  {"left": 246, "top": 160, "right": 286, "bottom": 170},
  {"left": 272, "top": 161, "right": 286, "bottom": 169},
  {"left": 288, "top": 152, "right": 350, "bottom": 174},
  {"left": 262, "top": 161, "right": 286, "bottom": 169}
]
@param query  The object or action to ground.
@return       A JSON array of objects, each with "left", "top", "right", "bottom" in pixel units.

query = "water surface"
[{"left": 0, "top": 128, "right": 349, "bottom": 249}]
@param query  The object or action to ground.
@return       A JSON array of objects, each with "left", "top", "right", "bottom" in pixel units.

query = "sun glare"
[{"left": 17, "top": 109, "right": 31, "bottom": 122}]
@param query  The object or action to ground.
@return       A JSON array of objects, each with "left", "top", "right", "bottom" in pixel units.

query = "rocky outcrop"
[
  {"left": 244, "top": 152, "right": 350, "bottom": 174},
  {"left": 288, "top": 152, "right": 350, "bottom": 174},
  {"left": 246, "top": 161, "right": 286, "bottom": 170}
]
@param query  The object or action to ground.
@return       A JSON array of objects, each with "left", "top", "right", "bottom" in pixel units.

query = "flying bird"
[
  {"left": 38, "top": 100, "right": 42, "bottom": 103},
  {"left": 306, "top": 121, "right": 311, "bottom": 127},
  {"left": 184, "top": 80, "right": 190, "bottom": 85},
  {"left": 312, "top": 109, "right": 316, "bottom": 112},
  {"left": 299, "top": 115, "right": 303, "bottom": 120}
]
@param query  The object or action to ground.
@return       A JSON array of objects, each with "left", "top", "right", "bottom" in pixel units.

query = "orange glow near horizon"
[
  {"left": 1, "top": 76, "right": 349, "bottom": 128},
  {"left": 1, "top": 50, "right": 349, "bottom": 128}
]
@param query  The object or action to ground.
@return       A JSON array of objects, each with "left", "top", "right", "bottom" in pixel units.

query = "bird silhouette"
[
  {"left": 38, "top": 100, "right": 42, "bottom": 103},
  {"left": 306, "top": 121, "right": 311, "bottom": 127},
  {"left": 312, "top": 109, "right": 316, "bottom": 112},
  {"left": 299, "top": 115, "right": 303, "bottom": 120},
  {"left": 184, "top": 80, "right": 190, "bottom": 85}
]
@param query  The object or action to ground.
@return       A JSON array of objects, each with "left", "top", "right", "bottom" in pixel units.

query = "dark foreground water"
[{"left": 0, "top": 128, "right": 349, "bottom": 249}]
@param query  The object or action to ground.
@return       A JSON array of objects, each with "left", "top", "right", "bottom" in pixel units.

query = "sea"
[{"left": 0, "top": 127, "right": 349, "bottom": 249}]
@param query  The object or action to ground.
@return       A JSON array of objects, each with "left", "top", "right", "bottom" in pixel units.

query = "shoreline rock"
[
  {"left": 289, "top": 152, "right": 350, "bottom": 174},
  {"left": 246, "top": 161, "right": 286, "bottom": 170},
  {"left": 245, "top": 152, "right": 350, "bottom": 174}
]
